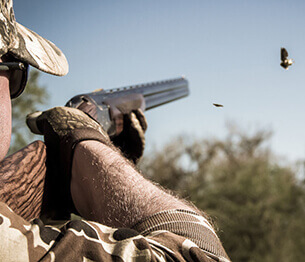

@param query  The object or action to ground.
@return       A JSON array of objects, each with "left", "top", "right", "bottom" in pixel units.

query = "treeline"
[{"left": 139, "top": 128, "right": 305, "bottom": 261}]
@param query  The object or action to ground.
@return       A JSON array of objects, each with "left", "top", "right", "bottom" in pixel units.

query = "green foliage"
[
  {"left": 140, "top": 127, "right": 305, "bottom": 262},
  {"left": 9, "top": 70, "right": 49, "bottom": 155}
]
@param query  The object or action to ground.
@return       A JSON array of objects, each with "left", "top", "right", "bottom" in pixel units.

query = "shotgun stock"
[{"left": 0, "top": 141, "right": 47, "bottom": 220}]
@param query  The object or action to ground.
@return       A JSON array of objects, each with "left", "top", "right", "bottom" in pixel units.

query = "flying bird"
[
  {"left": 213, "top": 103, "right": 223, "bottom": 107},
  {"left": 280, "top": 48, "right": 294, "bottom": 70}
]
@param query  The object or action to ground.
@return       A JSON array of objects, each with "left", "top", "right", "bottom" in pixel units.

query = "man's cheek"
[{"left": 0, "top": 95, "right": 11, "bottom": 160}]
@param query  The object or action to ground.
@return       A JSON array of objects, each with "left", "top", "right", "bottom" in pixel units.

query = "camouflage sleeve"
[
  {"left": 0, "top": 202, "right": 230, "bottom": 261},
  {"left": 131, "top": 209, "right": 230, "bottom": 262}
]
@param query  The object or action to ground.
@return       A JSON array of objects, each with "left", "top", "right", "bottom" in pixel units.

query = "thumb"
[{"left": 26, "top": 111, "right": 44, "bottom": 135}]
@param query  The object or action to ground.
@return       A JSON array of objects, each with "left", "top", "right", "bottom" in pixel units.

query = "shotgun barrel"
[{"left": 66, "top": 77, "right": 189, "bottom": 136}]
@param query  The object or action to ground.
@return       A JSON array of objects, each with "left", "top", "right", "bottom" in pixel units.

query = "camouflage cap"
[{"left": 0, "top": 0, "right": 68, "bottom": 76}]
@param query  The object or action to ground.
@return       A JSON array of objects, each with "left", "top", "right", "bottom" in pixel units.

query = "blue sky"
[{"left": 13, "top": 0, "right": 305, "bottom": 161}]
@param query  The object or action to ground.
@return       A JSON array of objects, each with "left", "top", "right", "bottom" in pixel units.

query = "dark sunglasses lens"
[{"left": 9, "top": 68, "right": 28, "bottom": 99}]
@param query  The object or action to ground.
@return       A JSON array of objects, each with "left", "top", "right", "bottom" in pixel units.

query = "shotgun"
[{"left": 65, "top": 76, "right": 189, "bottom": 137}]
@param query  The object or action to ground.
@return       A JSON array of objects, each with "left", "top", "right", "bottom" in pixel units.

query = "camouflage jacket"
[{"left": 0, "top": 202, "right": 230, "bottom": 261}]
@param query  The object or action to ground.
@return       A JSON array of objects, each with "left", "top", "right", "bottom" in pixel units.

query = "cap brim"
[{"left": 9, "top": 23, "right": 69, "bottom": 76}]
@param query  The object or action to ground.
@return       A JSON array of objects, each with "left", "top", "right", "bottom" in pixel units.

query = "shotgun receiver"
[{"left": 65, "top": 77, "right": 189, "bottom": 137}]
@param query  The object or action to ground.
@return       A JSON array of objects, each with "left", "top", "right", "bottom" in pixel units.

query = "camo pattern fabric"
[
  {"left": 0, "top": 202, "right": 231, "bottom": 262},
  {"left": 0, "top": 0, "right": 68, "bottom": 76},
  {"left": 0, "top": 0, "right": 16, "bottom": 56}
]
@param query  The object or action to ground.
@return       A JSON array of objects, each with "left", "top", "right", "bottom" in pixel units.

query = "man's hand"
[
  {"left": 26, "top": 106, "right": 112, "bottom": 173},
  {"left": 111, "top": 109, "right": 147, "bottom": 164},
  {"left": 76, "top": 99, "right": 147, "bottom": 164},
  {"left": 27, "top": 106, "right": 108, "bottom": 140},
  {"left": 26, "top": 107, "right": 111, "bottom": 219}
]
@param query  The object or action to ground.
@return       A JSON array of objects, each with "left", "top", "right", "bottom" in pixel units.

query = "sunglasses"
[{"left": 0, "top": 61, "right": 29, "bottom": 99}]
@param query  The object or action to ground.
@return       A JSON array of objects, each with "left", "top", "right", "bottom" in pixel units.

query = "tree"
[
  {"left": 9, "top": 70, "right": 49, "bottom": 155},
  {"left": 139, "top": 126, "right": 305, "bottom": 261}
]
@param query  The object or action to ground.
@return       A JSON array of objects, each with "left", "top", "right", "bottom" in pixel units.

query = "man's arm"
[
  {"left": 71, "top": 140, "right": 194, "bottom": 228},
  {"left": 71, "top": 140, "right": 230, "bottom": 260}
]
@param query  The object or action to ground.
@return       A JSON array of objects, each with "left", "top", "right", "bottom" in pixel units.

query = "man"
[{"left": 0, "top": 0, "right": 230, "bottom": 261}]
